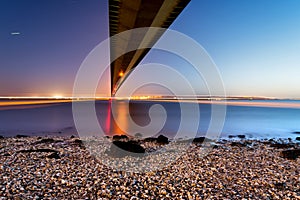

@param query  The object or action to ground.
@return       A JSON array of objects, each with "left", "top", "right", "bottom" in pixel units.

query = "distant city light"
[
  {"left": 118, "top": 71, "right": 124, "bottom": 77},
  {"left": 52, "top": 95, "right": 63, "bottom": 99}
]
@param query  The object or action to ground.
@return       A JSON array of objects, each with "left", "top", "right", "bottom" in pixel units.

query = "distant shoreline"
[{"left": 1, "top": 98, "right": 300, "bottom": 109}]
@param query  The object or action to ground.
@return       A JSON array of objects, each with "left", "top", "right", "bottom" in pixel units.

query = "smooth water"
[{"left": 0, "top": 100, "right": 300, "bottom": 140}]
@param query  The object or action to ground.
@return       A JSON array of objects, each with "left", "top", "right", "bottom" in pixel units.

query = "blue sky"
[
  {"left": 181, "top": 0, "right": 300, "bottom": 98},
  {"left": 0, "top": 0, "right": 108, "bottom": 97},
  {"left": 1, "top": 0, "right": 300, "bottom": 98}
]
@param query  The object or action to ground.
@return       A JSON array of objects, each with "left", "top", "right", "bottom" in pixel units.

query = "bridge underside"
[{"left": 109, "top": 0, "right": 190, "bottom": 95}]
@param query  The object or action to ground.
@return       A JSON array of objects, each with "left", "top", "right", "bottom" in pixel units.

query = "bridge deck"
[{"left": 109, "top": 0, "right": 190, "bottom": 95}]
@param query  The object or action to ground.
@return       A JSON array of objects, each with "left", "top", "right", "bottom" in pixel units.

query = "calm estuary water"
[{"left": 0, "top": 100, "right": 300, "bottom": 140}]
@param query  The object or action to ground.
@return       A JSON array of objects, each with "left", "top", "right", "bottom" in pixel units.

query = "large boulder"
[
  {"left": 112, "top": 135, "right": 128, "bottom": 141},
  {"left": 296, "top": 137, "right": 300, "bottom": 141},
  {"left": 108, "top": 140, "right": 145, "bottom": 157},
  {"left": 193, "top": 137, "right": 206, "bottom": 143},
  {"left": 193, "top": 137, "right": 214, "bottom": 143},
  {"left": 144, "top": 135, "right": 169, "bottom": 144},
  {"left": 157, "top": 135, "right": 169, "bottom": 144}
]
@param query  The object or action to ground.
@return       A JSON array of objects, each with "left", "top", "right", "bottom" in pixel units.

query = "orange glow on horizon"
[
  {"left": 0, "top": 99, "right": 73, "bottom": 107},
  {"left": 52, "top": 95, "right": 63, "bottom": 99}
]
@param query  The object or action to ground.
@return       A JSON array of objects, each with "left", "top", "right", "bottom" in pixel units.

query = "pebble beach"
[{"left": 0, "top": 136, "right": 299, "bottom": 199}]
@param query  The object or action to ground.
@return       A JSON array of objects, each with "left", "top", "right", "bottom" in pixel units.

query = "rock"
[
  {"left": 108, "top": 140, "right": 145, "bottom": 157},
  {"left": 261, "top": 140, "right": 272, "bottom": 145},
  {"left": 74, "top": 138, "right": 83, "bottom": 143},
  {"left": 157, "top": 135, "right": 169, "bottom": 144},
  {"left": 293, "top": 131, "right": 300, "bottom": 134},
  {"left": 210, "top": 142, "right": 220, "bottom": 149},
  {"left": 230, "top": 142, "right": 247, "bottom": 147},
  {"left": 119, "top": 135, "right": 128, "bottom": 140},
  {"left": 134, "top": 133, "right": 143, "bottom": 138},
  {"left": 143, "top": 135, "right": 169, "bottom": 144},
  {"left": 0, "top": 135, "right": 4, "bottom": 139},
  {"left": 34, "top": 138, "right": 55, "bottom": 144},
  {"left": 274, "top": 182, "right": 286, "bottom": 189},
  {"left": 281, "top": 149, "right": 300, "bottom": 160},
  {"left": 70, "top": 135, "right": 75, "bottom": 139},
  {"left": 112, "top": 135, "right": 128, "bottom": 141},
  {"left": 228, "top": 135, "right": 246, "bottom": 139},
  {"left": 193, "top": 137, "right": 206, "bottom": 143},
  {"left": 193, "top": 137, "right": 214, "bottom": 144},
  {"left": 296, "top": 137, "right": 300, "bottom": 141},
  {"left": 144, "top": 137, "right": 157, "bottom": 143},
  {"left": 270, "top": 143, "right": 294, "bottom": 149},
  {"left": 47, "top": 152, "right": 60, "bottom": 159},
  {"left": 15, "top": 134, "right": 28, "bottom": 138},
  {"left": 71, "top": 139, "right": 84, "bottom": 146},
  {"left": 174, "top": 139, "right": 193, "bottom": 144}
]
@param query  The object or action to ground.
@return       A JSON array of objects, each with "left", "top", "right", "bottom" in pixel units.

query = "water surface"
[{"left": 0, "top": 99, "right": 300, "bottom": 140}]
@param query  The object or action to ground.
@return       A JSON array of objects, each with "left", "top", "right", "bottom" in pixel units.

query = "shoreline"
[
  {"left": 1, "top": 98, "right": 300, "bottom": 109},
  {"left": 1, "top": 135, "right": 299, "bottom": 199},
  {"left": 1, "top": 132, "right": 299, "bottom": 142}
]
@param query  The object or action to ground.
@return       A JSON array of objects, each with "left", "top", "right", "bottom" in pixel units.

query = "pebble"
[{"left": 0, "top": 136, "right": 299, "bottom": 199}]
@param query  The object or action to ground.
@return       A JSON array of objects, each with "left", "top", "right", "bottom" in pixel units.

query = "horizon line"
[{"left": 0, "top": 96, "right": 299, "bottom": 100}]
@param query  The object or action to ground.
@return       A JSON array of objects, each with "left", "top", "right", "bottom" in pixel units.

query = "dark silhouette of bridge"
[{"left": 109, "top": 0, "right": 190, "bottom": 95}]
